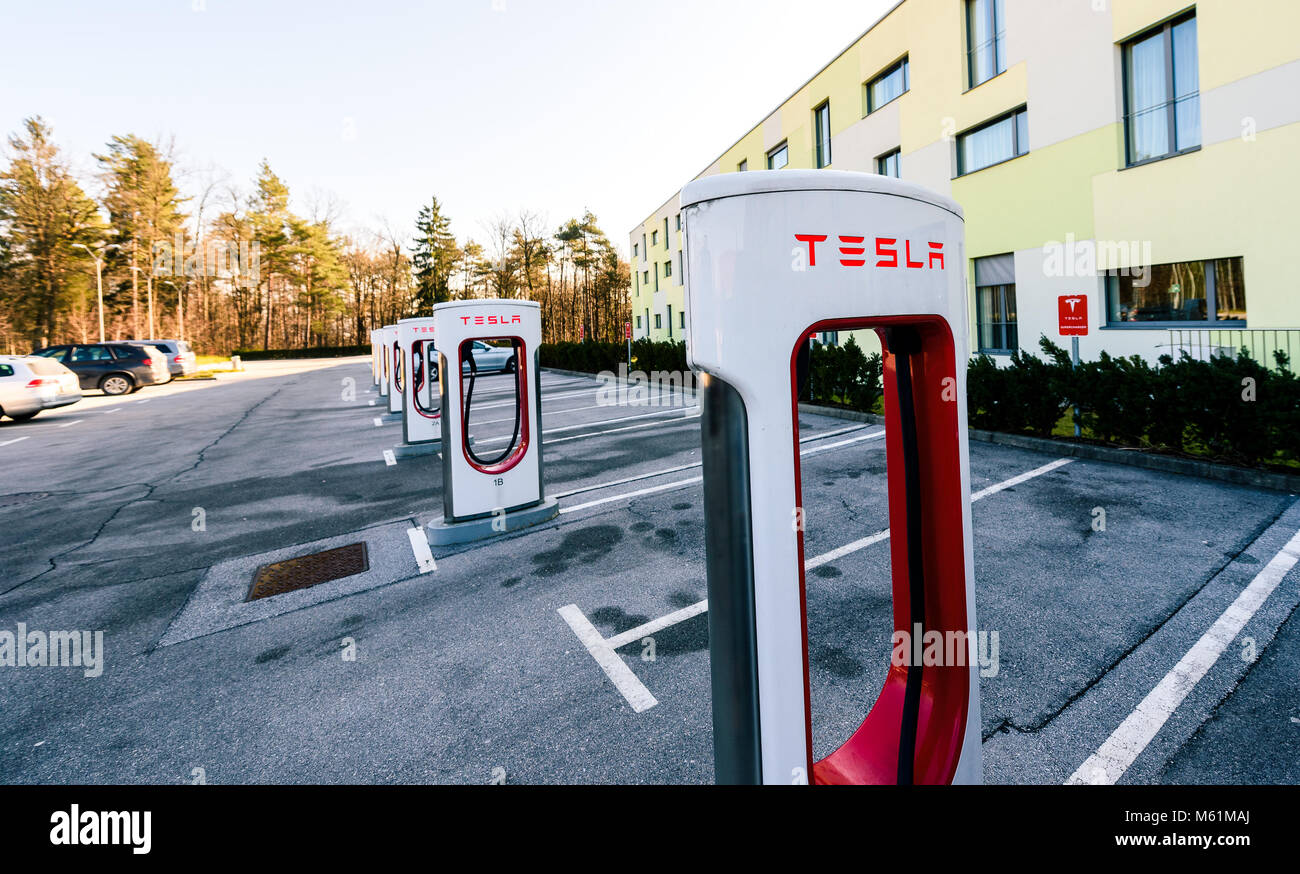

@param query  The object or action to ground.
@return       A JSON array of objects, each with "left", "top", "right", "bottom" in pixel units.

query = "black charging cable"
[
  {"left": 888, "top": 327, "right": 925, "bottom": 786},
  {"left": 463, "top": 340, "right": 522, "bottom": 467}
]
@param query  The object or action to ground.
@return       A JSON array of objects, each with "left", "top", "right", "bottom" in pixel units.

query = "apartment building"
[{"left": 628, "top": 0, "right": 1300, "bottom": 366}]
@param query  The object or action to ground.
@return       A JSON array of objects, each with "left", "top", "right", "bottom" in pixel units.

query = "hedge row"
[
  {"left": 800, "top": 335, "right": 883, "bottom": 411},
  {"left": 232, "top": 344, "right": 369, "bottom": 361},
  {"left": 539, "top": 339, "right": 688, "bottom": 375},
  {"left": 969, "top": 338, "right": 1300, "bottom": 467}
]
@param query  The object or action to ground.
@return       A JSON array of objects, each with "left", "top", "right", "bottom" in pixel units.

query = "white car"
[
  {"left": 460, "top": 340, "right": 518, "bottom": 374},
  {"left": 0, "top": 355, "right": 82, "bottom": 422},
  {"left": 124, "top": 338, "right": 196, "bottom": 377}
]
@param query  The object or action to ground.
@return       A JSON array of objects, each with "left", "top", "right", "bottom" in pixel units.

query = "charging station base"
[
  {"left": 382, "top": 412, "right": 403, "bottom": 423},
  {"left": 392, "top": 441, "right": 441, "bottom": 458},
  {"left": 426, "top": 497, "right": 560, "bottom": 546}
]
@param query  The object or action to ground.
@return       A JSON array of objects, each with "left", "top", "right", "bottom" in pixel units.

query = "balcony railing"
[{"left": 1166, "top": 328, "right": 1300, "bottom": 371}]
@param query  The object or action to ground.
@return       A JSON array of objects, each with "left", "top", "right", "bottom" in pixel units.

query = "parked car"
[
  {"left": 0, "top": 355, "right": 82, "bottom": 421},
  {"left": 460, "top": 340, "right": 517, "bottom": 374},
  {"left": 123, "top": 338, "right": 197, "bottom": 376},
  {"left": 32, "top": 343, "right": 171, "bottom": 395}
]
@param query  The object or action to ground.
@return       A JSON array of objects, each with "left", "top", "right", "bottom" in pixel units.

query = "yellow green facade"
[{"left": 629, "top": 0, "right": 1300, "bottom": 364}]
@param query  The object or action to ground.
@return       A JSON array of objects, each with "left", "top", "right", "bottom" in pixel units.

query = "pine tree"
[{"left": 410, "top": 196, "right": 459, "bottom": 312}]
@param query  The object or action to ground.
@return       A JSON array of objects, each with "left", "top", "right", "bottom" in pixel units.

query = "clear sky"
[{"left": 0, "top": 0, "right": 895, "bottom": 255}]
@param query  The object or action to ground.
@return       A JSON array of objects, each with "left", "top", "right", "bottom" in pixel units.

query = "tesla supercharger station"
[
  {"left": 369, "top": 329, "right": 380, "bottom": 387},
  {"left": 385, "top": 325, "right": 403, "bottom": 416},
  {"left": 425, "top": 299, "right": 557, "bottom": 545},
  {"left": 683, "top": 170, "right": 982, "bottom": 786},
  {"left": 395, "top": 317, "right": 441, "bottom": 455}
]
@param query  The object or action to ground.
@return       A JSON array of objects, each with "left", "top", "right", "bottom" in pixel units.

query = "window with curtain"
[
  {"left": 957, "top": 108, "right": 1027, "bottom": 175},
  {"left": 866, "top": 56, "right": 909, "bottom": 113},
  {"left": 876, "top": 148, "right": 901, "bottom": 178},
  {"left": 738, "top": 158, "right": 748, "bottom": 172},
  {"left": 767, "top": 142, "right": 788, "bottom": 170},
  {"left": 814, "top": 102, "right": 831, "bottom": 168},
  {"left": 1124, "top": 13, "right": 1199, "bottom": 165},
  {"left": 1105, "top": 257, "right": 1245, "bottom": 324},
  {"left": 974, "top": 254, "right": 1017, "bottom": 354},
  {"left": 966, "top": 0, "right": 1006, "bottom": 88}
]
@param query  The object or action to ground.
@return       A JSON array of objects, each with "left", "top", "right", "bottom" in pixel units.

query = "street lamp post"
[{"left": 74, "top": 243, "right": 119, "bottom": 343}]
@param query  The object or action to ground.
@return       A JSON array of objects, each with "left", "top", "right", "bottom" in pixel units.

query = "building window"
[
  {"left": 635, "top": 315, "right": 642, "bottom": 329},
  {"left": 675, "top": 214, "right": 681, "bottom": 231},
  {"left": 1106, "top": 257, "right": 1245, "bottom": 325},
  {"left": 876, "top": 148, "right": 901, "bottom": 177},
  {"left": 642, "top": 233, "right": 647, "bottom": 255},
  {"left": 738, "top": 158, "right": 748, "bottom": 172},
  {"left": 957, "top": 107, "right": 1027, "bottom": 176},
  {"left": 814, "top": 101, "right": 831, "bottom": 168},
  {"left": 679, "top": 311, "right": 685, "bottom": 329},
  {"left": 974, "top": 253, "right": 1017, "bottom": 354},
  {"left": 664, "top": 259, "right": 672, "bottom": 278},
  {"left": 654, "top": 264, "right": 659, "bottom": 292},
  {"left": 966, "top": 0, "right": 1006, "bottom": 89},
  {"left": 663, "top": 217, "right": 669, "bottom": 244},
  {"left": 866, "top": 56, "right": 909, "bottom": 113},
  {"left": 651, "top": 230, "right": 658, "bottom": 246},
  {"left": 667, "top": 304, "right": 673, "bottom": 337},
  {"left": 654, "top": 313, "right": 662, "bottom": 329},
  {"left": 633, "top": 243, "right": 639, "bottom": 258},
  {"left": 1123, "top": 12, "right": 1199, "bottom": 167},
  {"left": 767, "top": 141, "right": 788, "bottom": 170}
]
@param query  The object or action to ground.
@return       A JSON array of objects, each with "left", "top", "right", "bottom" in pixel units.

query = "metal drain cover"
[{"left": 248, "top": 543, "right": 369, "bottom": 601}]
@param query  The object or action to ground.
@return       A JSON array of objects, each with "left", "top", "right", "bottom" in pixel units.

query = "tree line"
[{"left": 0, "top": 116, "right": 630, "bottom": 354}]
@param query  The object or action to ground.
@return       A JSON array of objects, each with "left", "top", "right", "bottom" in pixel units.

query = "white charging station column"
[
  {"left": 426, "top": 299, "right": 557, "bottom": 545},
  {"left": 396, "top": 317, "right": 441, "bottom": 450},
  {"left": 684, "top": 170, "right": 982, "bottom": 786},
  {"left": 385, "top": 325, "right": 402, "bottom": 415},
  {"left": 370, "top": 328, "right": 382, "bottom": 387},
  {"left": 377, "top": 325, "right": 394, "bottom": 399}
]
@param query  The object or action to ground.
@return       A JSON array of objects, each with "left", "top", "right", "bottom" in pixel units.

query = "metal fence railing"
[{"left": 1166, "top": 328, "right": 1300, "bottom": 371}]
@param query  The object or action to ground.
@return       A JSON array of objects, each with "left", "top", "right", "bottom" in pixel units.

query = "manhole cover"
[
  {"left": 248, "top": 543, "right": 369, "bottom": 601},
  {"left": 0, "top": 492, "right": 50, "bottom": 508}
]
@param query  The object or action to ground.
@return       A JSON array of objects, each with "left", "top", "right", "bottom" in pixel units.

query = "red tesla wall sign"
[{"left": 1058, "top": 295, "right": 1088, "bottom": 336}]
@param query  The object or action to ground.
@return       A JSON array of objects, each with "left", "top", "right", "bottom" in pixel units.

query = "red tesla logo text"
[
  {"left": 459, "top": 314, "right": 523, "bottom": 325},
  {"left": 795, "top": 234, "right": 945, "bottom": 270}
]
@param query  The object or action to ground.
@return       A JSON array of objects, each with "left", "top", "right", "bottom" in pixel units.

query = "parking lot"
[{"left": 1, "top": 355, "right": 1297, "bottom": 784}]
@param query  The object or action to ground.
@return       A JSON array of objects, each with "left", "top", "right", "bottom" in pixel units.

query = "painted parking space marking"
[
  {"left": 475, "top": 405, "right": 700, "bottom": 447},
  {"left": 57, "top": 420, "right": 83, "bottom": 428},
  {"left": 383, "top": 449, "right": 397, "bottom": 466},
  {"left": 1067, "top": 525, "right": 1300, "bottom": 786},
  {"left": 562, "top": 457, "right": 1074, "bottom": 710},
  {"left": 544, "top": 412, "right": 700, "bottom": 445},
  {"left": 557, "top": 604, "right": 658, "bottom": 713},
  {"left": 552, "top": 424, "right": 878, "bottom": 501},
  {"left": 407, "top": 525, "right": 437, "bottom": 574},
  {"left": 373, "top": 417, "right": 383, "bottom": 427},
  {"left": 0, "top": 436, "right": 31, "bottom": 447},
  {"left": 557, "top": 429, "right": 886, "bottom": 515}
]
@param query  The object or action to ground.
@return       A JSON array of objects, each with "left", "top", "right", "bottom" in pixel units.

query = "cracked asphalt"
[{"left": 1, "top": 356, "right": 1297, "bottom": 784}]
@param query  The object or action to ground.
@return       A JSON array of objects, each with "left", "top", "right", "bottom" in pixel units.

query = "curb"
[{"left": 797, "top": 401, "right": 1300, "bottom": 494}]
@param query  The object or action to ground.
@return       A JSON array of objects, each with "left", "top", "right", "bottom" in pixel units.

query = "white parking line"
[
  {"left": 589, "top": 457, "right": 1075, "bottom": 660},
  {"left": 556, "top": 429, "right": 886, "bottom": 513},
  {"left": 57, "top": 420, "right": 82, "bottom": 428},
  {"left": 406, "top": 525, "right": 437, "bottom": 574},
  {"left": 553, "top": 425, "right": 877, "bottom": 500},
  {"left": 558, "top": 604, "right": 658, "bottom": 713},
  {"left": 1067, "top": 525, "right": 1300, "bottom": 786},
  {"left": 373, "top": 417, "right": 383, "bottom": 427},
  {"left": 544, "top": 412, "right": 700, "bottom": 445},
  {"left": 383, "top": 450, "right": 397, "bottom": 466},
  {"left": 474, "top": 405, "right": 700, "bottom": 446},
  {"left": 0, "top": 436, "right": 30, "bottom": 447},
  {"left": 103, "top": 408, "right": 120, "bottom": 414}
]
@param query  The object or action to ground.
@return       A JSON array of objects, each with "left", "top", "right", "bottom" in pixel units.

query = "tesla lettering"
[{"left": 796, "top": 234, "right": 946, "bottom": 270}]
